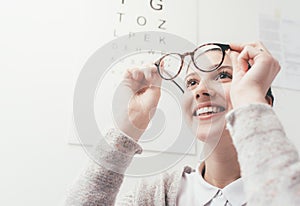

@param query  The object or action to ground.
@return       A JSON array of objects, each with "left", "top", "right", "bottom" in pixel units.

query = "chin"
[{"left": 193, "top": 117, "right": 226, "bottom": 144}]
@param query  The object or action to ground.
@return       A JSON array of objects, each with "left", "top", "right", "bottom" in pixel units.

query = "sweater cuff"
[
  {"left": 225, "top": 103, "right": 285, "bottom": 144},
  {"left": 92, "top": 128, "right": 143, "bottom": 174}
]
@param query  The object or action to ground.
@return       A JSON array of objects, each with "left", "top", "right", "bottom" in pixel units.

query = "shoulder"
[
  {"left": 120, "top": 165, "right": 195, "bottom": 205},
  {"left": 138, "top": 165, "right": 195, "bottom": 193}
]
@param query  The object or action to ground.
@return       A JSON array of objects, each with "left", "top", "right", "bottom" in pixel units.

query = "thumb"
[
  {"left": 229, "top": 51, "right": 245, "bottom": 81},
  {"left": 144, "top": 65, "right": 162, "bottom": 89}
]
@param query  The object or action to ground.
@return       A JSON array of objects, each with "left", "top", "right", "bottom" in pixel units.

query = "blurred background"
[{"left": 1, "top": 0, "right": 300, "bottom": 205}]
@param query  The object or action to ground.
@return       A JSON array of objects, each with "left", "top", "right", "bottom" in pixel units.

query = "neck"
[{"left": 201, "top": 137, "right": 241, "bottom": 189}]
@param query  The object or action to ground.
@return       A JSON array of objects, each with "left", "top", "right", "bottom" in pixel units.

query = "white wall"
[
  {"left": 1, "top": 0, "right": 300, "bottom": 205},
  {"left": 0, "top": 0, "right": 86, "bottom": 205},
  {"left": 196, "top": 0, "right": 300, "bottom": 148}
]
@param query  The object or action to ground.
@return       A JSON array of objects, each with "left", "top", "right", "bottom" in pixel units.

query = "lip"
[{"left": 193, "top": 102, "right": 226, "bottom": 120}]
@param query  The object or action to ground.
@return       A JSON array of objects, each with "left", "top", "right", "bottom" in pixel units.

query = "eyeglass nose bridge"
[
  {"left": 178, "top": 51, "right": 196, "bottom": 70},
  {"left": 180, "top": 51, "right": 194, "bottom": 59}
]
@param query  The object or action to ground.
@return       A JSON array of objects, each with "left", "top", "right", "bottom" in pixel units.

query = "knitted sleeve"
[
  {"left": 64, "top": 129, "right": 142, "bottom": 206},
  {"left": 226, "top": 104, "right": 300, "bottom": 205}
]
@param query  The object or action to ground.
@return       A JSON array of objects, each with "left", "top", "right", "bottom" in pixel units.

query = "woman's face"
[{"left": 181, "top": 53, "right": 233, "bottom": 142}]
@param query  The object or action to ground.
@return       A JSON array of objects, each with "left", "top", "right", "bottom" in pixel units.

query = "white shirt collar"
[
  {"left": 184, "top": 163, "right": 247, "bottom": 205},
  {"left": 221, "top": 176, "right": 246, "bottom": 205}
]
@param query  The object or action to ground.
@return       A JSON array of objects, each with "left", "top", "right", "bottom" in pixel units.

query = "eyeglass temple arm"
[
  {"left": 155, "top": 61, "right": 184, "bottom": 93},
  {"left": 170, "top": 78, "right": 184, "bottom": 93}
]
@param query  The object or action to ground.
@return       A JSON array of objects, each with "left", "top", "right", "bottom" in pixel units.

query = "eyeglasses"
[{"left": 154, "top": 43, "right": 231, "bottom": 81}]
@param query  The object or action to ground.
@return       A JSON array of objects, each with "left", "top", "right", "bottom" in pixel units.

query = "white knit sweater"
[{"left": 65, "top": 104, "right": 300, "bottom": 206}]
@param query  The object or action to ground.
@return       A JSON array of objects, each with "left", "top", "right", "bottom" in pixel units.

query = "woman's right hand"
[{"left": 113, "top": 65, "right": 162, "bottom": 142}]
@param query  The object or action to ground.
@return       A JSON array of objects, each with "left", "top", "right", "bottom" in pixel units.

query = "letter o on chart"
[{"left": 137, "top": 16, "right": 147, "bottom": 26}]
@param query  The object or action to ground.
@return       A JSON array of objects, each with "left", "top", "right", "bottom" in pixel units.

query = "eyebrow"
[
  {"left": 184, "top": 65, "right": 233, "bottom": 81},
  {"left": 184, "top": 72, "right": 197, "bottom": 82},
  {"left": 218, "top": 65, "right": 233, "bottom": 70}
]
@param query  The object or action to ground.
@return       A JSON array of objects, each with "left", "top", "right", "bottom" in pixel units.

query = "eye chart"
[{"left": 70, "top": 0, "right": 198, "bottom": 155}]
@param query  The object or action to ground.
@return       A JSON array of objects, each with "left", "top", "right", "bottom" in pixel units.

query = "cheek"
[
  {"left": 180, "top": 92, "right": 194, "bottom": 124},
  {"left": 224, "top": 85, "right": 233, "bottom": 110}
]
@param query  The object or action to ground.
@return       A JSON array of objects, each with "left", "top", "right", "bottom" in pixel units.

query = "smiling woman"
[{"left": 65, "top": 42, "right": 300, "bottom": 206}]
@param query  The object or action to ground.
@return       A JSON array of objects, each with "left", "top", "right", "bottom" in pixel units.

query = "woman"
[{"left": 65, "top": 42, "right": 300, "bottom": 205}]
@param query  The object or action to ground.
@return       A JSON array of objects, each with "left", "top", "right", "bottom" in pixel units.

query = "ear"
[{"left": 265, "top": 95, "right": 273, "bottom": 106}]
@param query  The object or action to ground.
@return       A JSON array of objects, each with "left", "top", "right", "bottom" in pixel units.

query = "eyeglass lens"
[{"left": 158, "top": 44, "right": 224, "bottom": 80}]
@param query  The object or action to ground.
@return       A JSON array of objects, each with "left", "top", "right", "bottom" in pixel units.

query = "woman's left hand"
[{"left": 229, "top": 41, "right": 281, "bottom": 108}]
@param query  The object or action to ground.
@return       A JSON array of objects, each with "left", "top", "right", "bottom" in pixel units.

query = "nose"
[{"left": 194, "top": 80, "right": 216, "bottom": 100}]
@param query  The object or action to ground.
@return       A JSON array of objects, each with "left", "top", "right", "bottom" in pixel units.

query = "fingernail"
[
  {"left": 147, "top": 72, "right": 152, "bottom": 80},
  {"left": 133, "top": 72, "right": 137, "bottom": 79}
]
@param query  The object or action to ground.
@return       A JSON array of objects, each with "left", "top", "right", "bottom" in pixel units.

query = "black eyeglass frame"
[{"left": 154, "top": 43, "right": 231, "bottom": 81}]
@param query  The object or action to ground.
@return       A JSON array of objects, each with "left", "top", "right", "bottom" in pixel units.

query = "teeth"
[{"left": 196, "top": 106, "right": 224, "bottom": 116}]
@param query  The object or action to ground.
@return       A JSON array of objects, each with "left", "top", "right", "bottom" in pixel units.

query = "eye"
[
  {"left": 186, "top": 78, "right": 199, "bottom": 88},
  {"left": 216, "top": 70, "right": 232, "bottom": 81}
]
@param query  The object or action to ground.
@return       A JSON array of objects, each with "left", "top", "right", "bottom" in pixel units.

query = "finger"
[
  {"left": 229, "top": 42, "right": 256, "bottom": 52},
  {"left": 143, "top": 65, "right": 153, "bottom": 81},
  {"left": 158, "top": 59, "right": 165, "bottom": 72},
  {"left": 238, "top": 45, "right": 265, "bottom": 71},
  {"left": 128, "top": 68, "right": 144, "bottom": 81},
  {"left": 254, "top": 41, "right": 272, "bottom": 55},
  {"left": 229, "top": 43, "right": 244, "bottom": 52},
  {"left": 229, "top": 51, "right": 244, "bottom": 78},
  {"left": 125, "top": 68, "right": 137, "bottom": 79},
  {"left": 150, "top": 66, "right": 162, "bottom": 87},
  {"left": 231, "top": 41, "right": 271, "bottom": 55},
  {"left": 153, "top": 59, "right": 165, "bottom": 78},
  {"left": 144, "top": 65, "right": 162, "bottom": 87},
  {"left": 124, "top": 69, "right": 132, "bottom": 79}
]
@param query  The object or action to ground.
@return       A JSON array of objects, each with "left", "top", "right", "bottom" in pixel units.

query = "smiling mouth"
[{"left": 193, "top": 106, "right": 226, "bottom": 116}]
